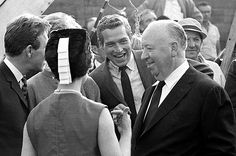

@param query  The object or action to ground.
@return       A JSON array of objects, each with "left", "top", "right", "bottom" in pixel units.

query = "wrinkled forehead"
[{"left": 186, "top": 30, "right": 202, "bottom": 39}]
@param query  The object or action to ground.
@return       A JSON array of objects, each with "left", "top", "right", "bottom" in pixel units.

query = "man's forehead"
[
  {"left": 186, "top": 30, "right": 201, "bottom": 38},
  {"left": 198, "top": 5, "right": 211, "bottom": 10}
]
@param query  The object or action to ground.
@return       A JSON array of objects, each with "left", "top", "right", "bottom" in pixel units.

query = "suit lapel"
[
  {"left": 102, "top": 60, "right": 126, "bottom": 104},
  {"left": 141, "top": 67, "right": 195, "bottom": 136},
  {"left": 132, "top": 86, "right": 155, "bottom": 142},
  {"left": 0, "top": 62, "right": 28, "bottom": 108}
]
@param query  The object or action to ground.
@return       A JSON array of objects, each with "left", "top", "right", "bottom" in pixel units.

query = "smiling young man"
[{"left": 90, "top": 14, "right": 155, "bottom": 126}]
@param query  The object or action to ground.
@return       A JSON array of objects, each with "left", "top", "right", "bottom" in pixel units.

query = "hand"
[{"left": 111, "top": 104, "right": 131, "bottom": 134}]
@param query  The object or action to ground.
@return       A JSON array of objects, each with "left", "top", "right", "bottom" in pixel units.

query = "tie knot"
[
  {"left": 119, "top": 66, "right": 127, "bottom": 72},
  {"left": 158, "top": 81, "right": 165, "bottom": 89}
]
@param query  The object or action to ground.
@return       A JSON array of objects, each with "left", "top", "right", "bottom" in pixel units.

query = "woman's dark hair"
[{"left": 45, "top": 29, "right": 92, "bottom": 81}]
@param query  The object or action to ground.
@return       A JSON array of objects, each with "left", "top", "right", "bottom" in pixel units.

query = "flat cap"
[{"left": 179, "top": 18, "right": 207, "bottom": 40}]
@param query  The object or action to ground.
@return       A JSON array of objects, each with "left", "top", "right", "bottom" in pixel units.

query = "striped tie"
[{"left": 21, "top": 76, "right": 29, "bottom": 105}]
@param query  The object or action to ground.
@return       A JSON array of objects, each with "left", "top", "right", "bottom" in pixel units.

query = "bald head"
[
  {"left": 143, "top": 20, "right": 187, "bottom": 51},
  {"left": 141, "top": 20, "right": 187, "bottom": 80}
]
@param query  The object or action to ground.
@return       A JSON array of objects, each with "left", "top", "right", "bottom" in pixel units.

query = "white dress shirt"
[
  {"left": 144, "top": 60, "right": 189, "bottom": 119},
  {"left": 108, "top": 52, "right": 145, "bottom": 113}
]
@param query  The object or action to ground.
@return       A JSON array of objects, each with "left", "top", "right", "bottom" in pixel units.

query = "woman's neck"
[{"left": 57, "top": 77, "right": 84, "bottom": 92}]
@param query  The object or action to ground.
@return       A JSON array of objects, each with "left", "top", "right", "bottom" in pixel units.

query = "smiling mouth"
[
  {"left": 113, "top": 52, "right": 126, "bottom": 58},
  {"left": 145, "top": 61, "right": 155, "bottom": 68}
]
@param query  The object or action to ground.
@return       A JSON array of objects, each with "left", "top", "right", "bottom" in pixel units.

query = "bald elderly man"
[{"left": 132, "top": 20, "right": 236, "bottom": 156}]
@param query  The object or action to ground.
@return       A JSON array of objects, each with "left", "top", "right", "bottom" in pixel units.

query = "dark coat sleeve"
[
  {"left": 225, "top": 60, "right": 236, "bottom": 116},
  {"left": 201, "top": 82, "right": 236, "bottom": 155}
]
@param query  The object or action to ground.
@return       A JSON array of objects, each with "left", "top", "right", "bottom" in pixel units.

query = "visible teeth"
[{"left": 114, "top": 53, "right": 125, "bottom": 58}]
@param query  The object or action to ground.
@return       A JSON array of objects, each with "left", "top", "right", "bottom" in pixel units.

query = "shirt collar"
[
  {"left": 4, "top": 58, "right": 23, "bottom": 82},
  {"left": 153, "top": 59, "right": 189, "bottom": 89}
]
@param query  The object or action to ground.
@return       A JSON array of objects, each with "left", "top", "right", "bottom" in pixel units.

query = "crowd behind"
[{"left": 1, "top": 0, "right": 236, "bottom": 156}]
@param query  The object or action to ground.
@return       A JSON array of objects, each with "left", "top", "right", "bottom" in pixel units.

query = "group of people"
[{"left": 0, "top": 0, "right": 236, "bottom": 156}]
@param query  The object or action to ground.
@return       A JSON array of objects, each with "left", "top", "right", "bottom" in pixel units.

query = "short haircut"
[
  {"left": 4, "top": 14, "right": 50, "bottom": 57},
  {"left": 97, "top": 14, "right": 132, "bottom": 46},
  {"left": 43, "top": 12, "right": 81, "bottom": 32}
]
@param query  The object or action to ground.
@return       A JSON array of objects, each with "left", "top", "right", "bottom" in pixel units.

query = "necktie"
[
  {"left": 144, "top": 81, "right": 165, "bottom": 127},
  {"left": 21, "top": 76, "right": 29, "bottom": 105},
  {"left": 120, "top": 66, "right": 137, "bottom": 126}
]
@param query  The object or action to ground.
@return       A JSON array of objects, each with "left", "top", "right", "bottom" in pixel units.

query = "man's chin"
[
  {"left": 150, "top": 70, "right": 159, "bottom": 78},
  {"left": 113, "top": 60, "right": 128, "bottom": 67},
  {"left": 186, "top": 54, "right": 198, "bottom": 60}
]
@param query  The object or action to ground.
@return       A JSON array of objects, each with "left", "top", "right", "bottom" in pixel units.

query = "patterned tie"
[
  {"left": 119, "top": 66, "right": 137, "bottom": 126},
  {"left": 21, "top": 76, "right": 29, "bottom": 105},
  {"left": 144, "top": 81, "right": 165, "bottom": 127}
]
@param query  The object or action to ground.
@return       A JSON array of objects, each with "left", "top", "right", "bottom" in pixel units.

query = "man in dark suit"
[
  {"left": 90, "top": 14, "right": 156, "bottom": 126},
  {"left": 225, "top": 59, "right": 236, "bottom": 116},
  {"left": 132, "top": 20, "right": 236, "bottom": 155},
  {"left": 0, "top": 14, "right": 50, "bottom": 156}
]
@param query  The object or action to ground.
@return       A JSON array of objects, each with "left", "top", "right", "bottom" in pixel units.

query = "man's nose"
[
  {"left": 141, "top": 50, "right": 148, "bottom": 60},
  {"left": 188, "top": 40, "right": 195, "bottom": 47},
  {"left": 114, "top": 44, "right": 123, "bottom": 52}
]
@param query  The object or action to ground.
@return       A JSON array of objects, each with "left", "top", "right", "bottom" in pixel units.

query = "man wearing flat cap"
[{"left": 179, "top": 18, "right": 225, "bottom": 87}]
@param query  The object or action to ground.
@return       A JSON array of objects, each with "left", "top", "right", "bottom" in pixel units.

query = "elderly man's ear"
[{"left": 171, "top": 42, "right": 178, "bottom": 57}]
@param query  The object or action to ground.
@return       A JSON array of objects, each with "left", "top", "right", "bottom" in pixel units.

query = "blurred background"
[{"left": 44, "top": 0, "right": 236, "bottom": 51}]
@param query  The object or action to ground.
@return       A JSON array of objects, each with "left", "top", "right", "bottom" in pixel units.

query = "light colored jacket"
[{"left": 137, "top": 0, "right": 203, "bottom": 22}]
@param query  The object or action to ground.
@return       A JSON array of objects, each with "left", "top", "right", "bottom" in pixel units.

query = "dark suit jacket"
[
  {"left": 90, "top": 51, "right": 213, "bottom": 111},
  {"left": 0, "top": 62, "right": 29, "bottom": 156},
  {"left": 132, "top": 66, "right": 236, "bottom": 156},
  {"left": 90, "top": 51, "right": 213, "bottom": 122},
  {"left": 90, "top": 50, "right": 155, "bottom": 112},
  {"left": 225, "top": 59, "right": 236, "bottom": 116}
]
